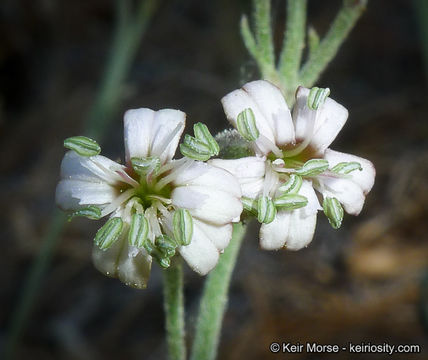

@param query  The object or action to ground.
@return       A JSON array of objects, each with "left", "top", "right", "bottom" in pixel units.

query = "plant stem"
[
  {"left": 299, "top": 0, "right": 367, "bottom": 87},
  {"left": 4, "top": 2, "right": 158, "bottom": 358},
  {"left": 163, "top": 260, "right": 186, "bottom": 360},
  {"left": 190, "top": 223, "right": 246, "bottom": 360},
  {"left": 279, "top": 0, "right": 307, "bottom": 103}
]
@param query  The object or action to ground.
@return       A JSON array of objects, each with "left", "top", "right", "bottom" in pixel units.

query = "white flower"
[
  {"left": 210, "top": 80, "right": 375, "bottom": 251},
  {"left": 56, "top": 108, "right": 242, "bottom": 288}
]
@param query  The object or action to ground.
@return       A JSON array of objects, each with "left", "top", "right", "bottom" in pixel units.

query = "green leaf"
[
  {"left": 274, "top": 194, "right": 308, "bottom": 210},
  {"left": 128, "top": 213, "right": 149, "bottom": 248},
  {"left": 68, "top": 205, "right": 102, "bottom": 221},
  {"left": 331, "top": 161, "right": 362, "bottom": 175},
  {"left": 131, "top": 156, "right": 161, "bottom": 176},
  {"left": 307, "top": 87, "right": 330, "bottom": 110},
  {"left": 277, "top": 174, "right": 303, "bottom": 194},
  {"left": 94, "top": 217, "right": 123, "bottom": 250},
  {"left": 173, "top": 208, "right": 193, "bottom": 246},
  {"left": 295, "top": 159, "right": 329, "bottom": 176},
  {"left": 64, "top": 136, "right": 101, "bottom": 157},
  {"left": 236, "top": 108, "right": 260, "bottom": 141},
  {"left": 323, "top": 197, "right": 344, "bottom": 229},
  {"left": 257, "top": 196, "right": 276, "bottom": 224}
]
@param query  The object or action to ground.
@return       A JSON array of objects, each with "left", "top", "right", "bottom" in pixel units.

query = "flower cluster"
[
  {"left": 211, "top": 80, "right": 375, "bottom": 250},
  {"left": 55, "top": 80, "right": 375, "bottom": 288}
]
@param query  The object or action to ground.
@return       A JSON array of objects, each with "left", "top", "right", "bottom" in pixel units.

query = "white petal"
[
  {"left": 318, "top": 177, "right": 365, "bottom": 215},
  {"left": 243, "top": 80, "right": 295, "bottom": 146},
  {"left": 209, "top": 157, "right": 265, "bottom": 198},
  {"left": 124, "top": 108, "right": 185, "bottom": 164},
  {"left": 124, "top": 108, "right": 154, "bottom": 162},
  {"left": 92, "top": 235, "right": 152, "bottom": 289},
  {"left": 194, "top": 220, "right": 233, "bottom": 251},
  {"left": 293, "top": 87, "right": 348, "bottom": 155},
  {"left": 324, "top": 149, "right": 375, "bottom": 194},
  {"left": 171, "top": 186, "right": 243, "bottom": 225},
  {"left": 285, "top": 210, "right": 317, "bottom": 250},
  {"left": 172, "top": 160, "right": 241, "bottom": 197},
  {"left": 92, "top": 236, "right": 124, "bottom": 278},
  {"left": 179, "top": 222, "right": 219, "bottom": 275},
  {"left": 260, "top": 186, "right": 319, "bottom": 251},
  {"left": 56, "top": 179, "right": 117, "bottom": 210},
  {"left": 299, "top": 179, "right": 322, "bottom": 217},
  {"left": 61, "top": 151, "right": 124, "bottom": 185},
  {"left": 117, "top": 243, "right": 152, "bottom": 289},
  {"left": 221, "top": 88, "right": 275, "bottom": 154},
  {"left": 260, "top": 210, "right": 290, "bottom": 250}
]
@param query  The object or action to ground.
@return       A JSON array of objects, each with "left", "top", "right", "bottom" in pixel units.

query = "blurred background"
[{"left": 1, "top": 0, "right": 427, "bottom": 359}]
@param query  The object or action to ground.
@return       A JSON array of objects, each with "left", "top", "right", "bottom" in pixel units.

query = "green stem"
[
  {"left": 163, "top": 260, "right": 186, "bottom": 360},
  {"left": 4, "top": 2, "right": 158, "bottom": 359},
  {"left": 278, "top": 0, "right": 307, "bottom": 103},
  {"left": 299, "top": 0, "right": 368, "bottom": 87},
  {"left": 190, "top": 223, "right": 246, "bottom": 360},
  {"left": 253, "top": 0, "right": 276, "bottom": 79}
]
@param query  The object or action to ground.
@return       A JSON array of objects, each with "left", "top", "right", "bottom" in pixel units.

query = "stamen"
[
  {"left": 154, "top": 158, "right": 193, "bottom": 192},
  {"left": 101, "top": 188, "right": 136, "bottom": 217},
  {"left": 263, "top": 161, "right": 279, "bottom": 197},
  {"left": 257, "top": 134, "right": 283, "bottom": 158}
]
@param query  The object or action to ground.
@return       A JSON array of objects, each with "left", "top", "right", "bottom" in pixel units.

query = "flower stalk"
[
  {"left": 163, "top": 259, "right": 186, "bottom": 360},
  {"left": 190, "top": 223, "right": 246, "bottom": 360}
]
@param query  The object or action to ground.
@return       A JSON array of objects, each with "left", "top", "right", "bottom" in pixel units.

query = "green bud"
[
  {"left": 278, "top": 174, "right": 303, "bottom": 194},
  {"left": 94, "top": 217, "right": 123, "bottom": 250},
  {"left": 331, "top": 161, "right": 362, "bottom": 175},
  {"left": 128, "top": 213, "right": 149, "bottom": 248},
  {"left": 237, "top": 108, "right": 260, "bottom": 141},
  {"left": 173, "top": 208, "right": 193, "bottom": 246},
  {"left": 257, "top": 196, "right": 276, "bottom": 224},
  {"left": 131, "top": 157, "right": 161, "bottom": 176},
  {"left": 295, "top": 159, "right": 329, "bottom": 177},
  {"left": 323, "top": 197, "right": 344, "bottom": 229},
  {"left": 64, "top": 136, "right": 101, "bottom": 157},
  {"left": 193, "top": 123, "right": 220, "bottom": 155},
  {"left": 68, "top": 205, "right": 102, "bottom": 221},
  {"left": 274, "top": 194, "right": 308, "bottom": 210},
  {"left": 242, "top": 197, "right": 258, "bottom": 216},
  {"left": 307, "top": 87, "right": 330, "bottom": 110}
]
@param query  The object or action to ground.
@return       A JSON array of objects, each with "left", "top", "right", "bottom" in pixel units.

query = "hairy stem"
[
  {"left": 163, "top": 260, "right": 186, "bottom": 360},
  {"left": 190, "top": 223, "right": 246, "bottom": 360}
]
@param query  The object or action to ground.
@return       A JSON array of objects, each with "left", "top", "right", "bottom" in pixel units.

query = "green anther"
[
  {"left": 242, "top": 197, "right": 258, "bottom": 216},
  {"left": 131, "top": 156, "right": 161, "bottom": 176},
  {"left": 274, "top": 194, "right": 308, "bottom": 210},
  {"left": 64, "top": 136, "right": 101, "bottom": 157},
  {"left": 307, "top": 87, "right": 330, "bottom": 110},
  {"left": 173, "top": 208, "right": 193, "bottom": 246},
  {"left": 193, "top": 122, "right": 220, "bottom": 155},
  {"left": 94, "top": 217, "right": 123, "bottom": 250},
  {"left": 331, "top": 161, "right": 362, "bottom": 175},
  {"left": 237, "top": 108, "right": 260, "bottom": 141},
  {"left": 257, "top": 196, "right": 276, "bottom": 224},
  {"left": 128, "top": 213, "right": 149, "bottom": 248},
  {"left": 68, "top": 205, "right": 102, "bottom": 221},
  {"left": 323, "top": 197, "right": 344, "bottom": 229},
  {"left": 278, "top": 174, "right": 303, "bottom": 194},
  {"left": 180, "top": 136, "right": 212, "bottom": 161},
  {"left": 159, "top": 257, "right": 171, "bottom": 269},
  {"left": 155, "top": 235, "right": 177, "bottom": 257},
  {"left": 143, "top": 238, "right": 172, "bottom": 269},
  {"left": 295, "top": 159, "right": 329, "bottom": 177}
]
